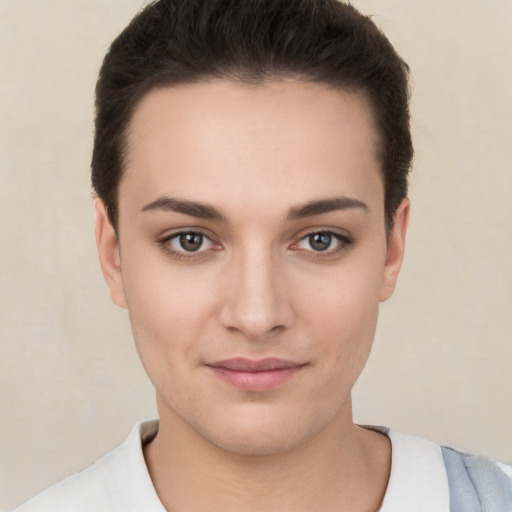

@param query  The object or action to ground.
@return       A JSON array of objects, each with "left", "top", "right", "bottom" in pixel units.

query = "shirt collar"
[
  {"left": 133, "top": 421, "right": 450, "bottom": 511},
  {"left": 373, "top": 427, "right": 450, "bottom": 512}
]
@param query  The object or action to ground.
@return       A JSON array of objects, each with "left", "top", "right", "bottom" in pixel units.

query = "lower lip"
[{"left": 207, "top": 366, "right": 304, "bottom": 391}]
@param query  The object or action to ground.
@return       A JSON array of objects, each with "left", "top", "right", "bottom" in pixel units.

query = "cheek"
[
  {"left": 309, "top": 289, "right": 379, "bottom": 415},
  {"left": 120, "top": 248, "right": 219, "bottom": 370},
  {"left": 315, "top": 282, "right": 380, "bottom": 363},
  {"left": 299, "top": 249, "right": 385, "bottom": 371}
]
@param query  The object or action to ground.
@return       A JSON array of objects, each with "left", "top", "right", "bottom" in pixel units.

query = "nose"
[{"left": 219, "top": 246, "right": 294, "bottom": 341}]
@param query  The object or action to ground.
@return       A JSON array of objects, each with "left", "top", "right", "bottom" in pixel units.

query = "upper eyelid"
[
  {"left": 294, "top": 227, "right": 351, "bottom": 241},
  {"left": 159, "top": 227, "right": 216, "bottom": 242},
  {"left": 302, "top": 228, "right": 349, "bottom": 237},
  {"left": 297, "top": 231, "right": 350, "bottom": 245}
]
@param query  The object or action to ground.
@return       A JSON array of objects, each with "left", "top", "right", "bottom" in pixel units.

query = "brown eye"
[
  {"left": 166, "top": 232, "right": 214, "bottom": 253},
  {"left": 179, "top": 233, "right": 204, "bottom": 252}
]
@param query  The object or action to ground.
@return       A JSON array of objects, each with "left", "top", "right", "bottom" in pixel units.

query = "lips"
[
  {"left": 206, "top": 357, "right": 306, "bottom": 391},
  {"left": 209, "top": 357, "right": 302, "bottom": 372}
]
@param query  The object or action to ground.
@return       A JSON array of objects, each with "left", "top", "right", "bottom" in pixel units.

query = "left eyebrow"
[{"left": 287, "top": 197, "right": 369, "bottom": 220}]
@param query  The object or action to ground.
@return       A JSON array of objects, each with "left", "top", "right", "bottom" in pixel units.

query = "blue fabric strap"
[{"left": 442, "top": 446, "right": 512, "bottom": 512}]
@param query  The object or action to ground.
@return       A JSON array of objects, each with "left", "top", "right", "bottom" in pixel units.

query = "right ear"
[{"left": 94, "top": 199, "right": 127, "bottom": 308}]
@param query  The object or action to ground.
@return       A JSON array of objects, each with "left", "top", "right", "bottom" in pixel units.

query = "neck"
[{"left": 144, "top": 395, "right": 391, "bottom": 512}]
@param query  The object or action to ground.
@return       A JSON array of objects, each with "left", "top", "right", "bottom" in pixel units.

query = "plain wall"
[{"left": 1, "top": 0, "right": 511, "bottom": 509}]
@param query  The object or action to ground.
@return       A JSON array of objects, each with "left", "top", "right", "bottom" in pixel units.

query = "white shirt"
[{"left": 13, "top": 420, "right": 451, "bottom": 511}]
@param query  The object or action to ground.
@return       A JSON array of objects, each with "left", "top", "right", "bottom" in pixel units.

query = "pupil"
[
  {"left": 310, "top": 233, "right": 331, "bottom": 251},
  {"left": 180, "top": 233, "right": 202, "bottom": 252}
]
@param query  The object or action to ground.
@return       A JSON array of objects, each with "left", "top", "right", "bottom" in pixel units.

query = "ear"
[
  {"left": 379, "top": 198, "right": 410, "bottom": 302},
  {"left": 94, "top": 199, "right": 127, "bottom": 308}
]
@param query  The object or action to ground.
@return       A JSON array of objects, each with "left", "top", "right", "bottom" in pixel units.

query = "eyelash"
[
  {"left": 158, "top": 229, "right": 353, "bottom": 260},
  {"left": 291, "top": 230, "right": 353, "bottom": 257},
  {"left": 158, "top": 230, "right": 220, "bottom": 260}
]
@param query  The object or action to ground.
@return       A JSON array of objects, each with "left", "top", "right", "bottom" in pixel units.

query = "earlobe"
[
  {"left": 94, "top": 199, "right": 127, "bottom": 309},
  {"left": 379, "top": 198, "right": 410, "bottom": 302}
]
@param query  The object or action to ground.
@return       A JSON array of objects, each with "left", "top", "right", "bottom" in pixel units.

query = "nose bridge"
[{"left": 221, "top": 241, "right": 291, "bottom": 340}]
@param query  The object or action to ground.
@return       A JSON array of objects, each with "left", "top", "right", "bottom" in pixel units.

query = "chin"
[
  {"left": 193, "top": 406, "right": 329, "bottom": 457},
  {"left": 209, "top": 427, "right": 309, "bottom": 457}
]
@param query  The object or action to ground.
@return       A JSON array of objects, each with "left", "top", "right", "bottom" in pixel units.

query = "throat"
[{"left": 143, "top": 418, "right": 391, "bottom": 512}]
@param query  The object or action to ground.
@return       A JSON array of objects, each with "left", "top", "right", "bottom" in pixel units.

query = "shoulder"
[
  {"left": 11, "top": 420, "right": 164, "bottom": 512},
  {"left": 367, "top": 426, "right": 512, "bottom": 512},
  {"left": 441, "top": 444, "right": 512, "bottom": 511}
]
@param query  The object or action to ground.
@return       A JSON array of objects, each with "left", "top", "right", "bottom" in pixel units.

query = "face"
[{"left": 95, "top": 80, "right": 408, "bottom": 456}]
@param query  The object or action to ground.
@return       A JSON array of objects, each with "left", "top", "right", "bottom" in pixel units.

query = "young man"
[{"left": 13, "top": 0, "right": 512, "bottom": 511}]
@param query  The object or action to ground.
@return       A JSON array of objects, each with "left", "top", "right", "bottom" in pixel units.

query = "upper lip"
[{"left": 207, "top": 357, "right": 304, "bottom": 372}]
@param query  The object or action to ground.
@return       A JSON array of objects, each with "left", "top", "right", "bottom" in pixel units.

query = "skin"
[{"left": 95, "top": 80, "right": 409, "bottom": 511}]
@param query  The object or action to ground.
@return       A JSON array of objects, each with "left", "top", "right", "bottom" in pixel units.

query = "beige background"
[{"left": 1, "top": 0, "right": 511, "bottom": 509}]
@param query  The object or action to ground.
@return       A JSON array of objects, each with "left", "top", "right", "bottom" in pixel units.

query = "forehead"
[{"left": 121, "top": 80, "right": 383, "bottom": 213}]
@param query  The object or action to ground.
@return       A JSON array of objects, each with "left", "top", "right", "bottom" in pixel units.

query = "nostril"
[{"left": 269, "top": 325, "right": 285, "bottom": 335}]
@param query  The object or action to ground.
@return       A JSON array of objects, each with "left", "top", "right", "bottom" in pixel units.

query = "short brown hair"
[{"left": 92, "top": 0, "right": 413, "bottom": 233}]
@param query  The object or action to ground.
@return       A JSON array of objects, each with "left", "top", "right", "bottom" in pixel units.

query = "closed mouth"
[
  {"left": 207, "top": 357, "right": 304, "bottom": 372},
  {"left": 205, "top": 357, "right": 307, "bottom": 391}
]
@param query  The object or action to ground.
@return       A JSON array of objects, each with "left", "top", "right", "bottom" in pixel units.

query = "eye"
[
  {"left": 166, "top": 232, "right": 215, "bottom": 253},
  {"left": 294, "top": 231, "right": 351, "bottom": 254},
  {"left": 302, "top": 232, "right": 335, "bottom": 252}
]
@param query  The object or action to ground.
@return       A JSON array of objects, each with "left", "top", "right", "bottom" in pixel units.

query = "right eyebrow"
[{"left": 141, "top": 196, "right": 226, "bottom": 221}]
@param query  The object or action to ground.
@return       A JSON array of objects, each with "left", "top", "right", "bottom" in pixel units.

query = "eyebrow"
[
  {"left": 141, "top": 196, "right": 226, "bottom": 221},
  {"left": 286, "top": 197, "right": 368, "bottom": 220},
  {"left": 141, "top": 195, "right": 368, "bottom": 221}
]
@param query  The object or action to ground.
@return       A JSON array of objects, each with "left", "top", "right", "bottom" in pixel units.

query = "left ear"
[{"left": 380, "top": 198, "right": 410, "bottom": 302}]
